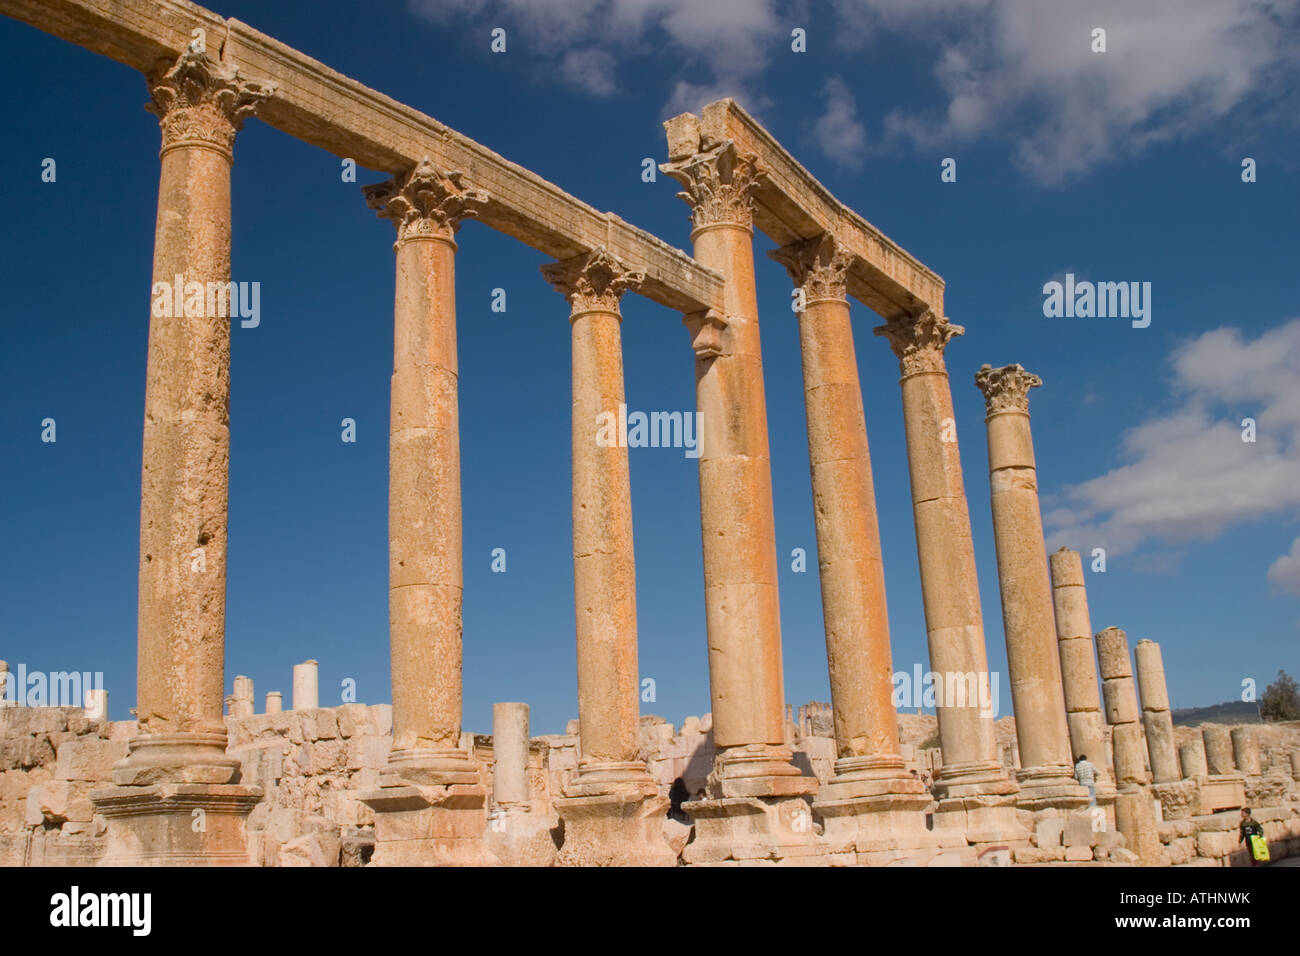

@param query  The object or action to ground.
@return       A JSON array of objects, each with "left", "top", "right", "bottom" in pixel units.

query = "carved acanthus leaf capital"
[
  {"left": 975, "top": 363, "right": 1042, "bottom": 414},
  {"left": 873, "top": 310, "right": 965, "bottom": 376},
  {"left": 363, "top": 157, "right": 489, "bottom": 244},
  {"left": 145, "top": 48, "right": 274, "bottom": 156},
  {"left": 659, "top": 142, "right": 761, "bottom": 232},
  {"left": 768, "top": 233, "right": 852, "bottom": 303},
  {"left": 542, "top": 247, "right": 645, "bottom": 315}
]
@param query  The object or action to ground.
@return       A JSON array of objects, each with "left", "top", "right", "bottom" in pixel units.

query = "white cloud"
[
  {"left": 408, "top": 0, "right": 781, "bottom": 109},
  {"left": 813, "top": 76, "right": 867, "bottom": 169},
  {"left": 836, "top": 0, "right": 1300, "bottom": 183},
  {"left": 1268, "top": 537, "right": 1300, "bottom": 596},
  {"left": 1044, "top": 319, "right": 1300, "bottom": 576}
]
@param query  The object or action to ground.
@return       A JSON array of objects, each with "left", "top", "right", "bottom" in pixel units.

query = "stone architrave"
[
  {"left": 872, "top": 312, "right": 1021, "bottom": 844},
  {"left": 355, "top": 157, "right": 494, "bottom": 866},
  {"left": 975, "top": 365, "right": 1088, "bottom": 811},
  {"left": 662, "top": 130, "right": 818, "bottom": 864},
  {"left": 1048, "top": 548, "right": 1115, "bottom": 797},
  {"left": 1095, "top": 627, "right": 1148, "bottom": 789},
  {"left": 1133, "top": 640, "right": 1180, "bottom": 784},
  {"left": 768, "top": 234, "right": 934, "bottom": 852},
  {"left": 541, "top": 248, "right": 673, "bottom": 866},
  {"left": 92, "top": 48, "right": 270, "bottom": 865}
]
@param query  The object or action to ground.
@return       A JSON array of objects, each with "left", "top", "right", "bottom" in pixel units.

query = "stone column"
[
  {"left": 1202, "top": 725, "right": 1236, "bottom": 775},
  {"left": 92, "top": 49, "right": 270, "bottom": 865},
  {"left": 1231, "top": 727, "right": 1261, "bottom": 776},
  {"left": 1179, "top": 740, "right": 1208, "bottom": 779},
  {"left": 356, "top": 158, "right": 493, "bottom": 866},
  {"left": 1289, "top": 750, "right": 1300, "bottom": 780},
  {"left": 872, "top": 312, "right": 1020, "bottom": 841},
  {"left": 1095, "top": 627, "right": 1148, "bottom": 788},
  {"left": 491, "top": 703, "right": 530, "bottom": 808},
  {"left": 661, "top": 124, "right": 816, "bottom": 864},
  {"left": 230, "top": 675, "right": 254, "bottom": 719},
  {"left": 265, "top": 692, "right": 282, "bottom": 715},
  {"left": 541, "top": 249, "right": 673, "bottom": 867},
  {"left": 84, "top": 689, "right": 109, "bottom": 721},
  {"left": 1048, "top": 548, "right": 1114, "bottom": 794},
  {"left": 291, "top": 661, "right": 318, "bottom": 711},
  {"left": 975, "top": 365, "right": 1087, "bottom": 810},
  {"left": 661, "top": 133, "right": 811, "bottom": 801},
  {"left": 1133, "top": 640, "right": 1180, "bottom": 784},
  {"left": 767, "top": 235, "right": 930, "bottom": 849}
]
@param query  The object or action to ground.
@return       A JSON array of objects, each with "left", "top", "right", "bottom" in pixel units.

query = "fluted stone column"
[
  {"left": 1231, "top": 727, "right": 1261, "bottom": 776},
  {"left": 768, "top": 235, "right": 930, "bottom": 847},
  {"left": 1095, "top": 627, "right": 1148, "bottom": 788},
  {"left": 1179, "top": 740, "right": 1208, "bottom": 779},
  {"left": 1134, "top": 640, "right": 1180, "bottom": 784},
  {"left": 1049, "top": 548, "right": 1114, "bottom": 795},
  {"left": 356, "top": 158, "right": 493, "bottom": 866},
  {"left": 291, "top": 660, "right": 318, "bottom": 711},
  {"left": 541, "top": 249, "right": 673, "bottom": 867},
  {"left": 975, "top": 365, "right": 1087, "bottom": 810},
  {"left": 873, "top": 312, "right": 1019, "bottom": 841},
  {"left": 661, "top": 134, "right": 811, "bottom": 802},
  {"left": 92, "top": 49, "right": 270, "bottom": 866}
]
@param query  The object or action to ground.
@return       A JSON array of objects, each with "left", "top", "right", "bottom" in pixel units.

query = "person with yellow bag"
[{"left": 1239, "top": 808, "right": 1269, "bottom": 866}]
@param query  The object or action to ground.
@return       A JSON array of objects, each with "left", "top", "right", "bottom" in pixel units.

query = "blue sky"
[{"left": 1, "top": 0, "right": 1297, "bottom": 733}]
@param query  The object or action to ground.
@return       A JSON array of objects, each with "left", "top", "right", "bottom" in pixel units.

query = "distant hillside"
[{"left": 1171, "top": 700, "right": 1261, "bottom": 726}]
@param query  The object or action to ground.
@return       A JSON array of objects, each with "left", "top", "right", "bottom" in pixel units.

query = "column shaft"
[
  {"left": 1134, "top": 639, "right": 1180, "bottom": 783},
  {"left": 1049, "top": 548, "right": 1113, "bottom": 787},
  {"left": 1096, "top": 627, "right": 1148, "bottom": 788},
  {"left": 976, "top": 365, "right": 1083, "bottom": 807}
]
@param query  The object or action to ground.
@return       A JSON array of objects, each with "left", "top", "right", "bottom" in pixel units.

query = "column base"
[
  {"left": 709, "top": 744, "right": 819, "bottom": 799},
  {"left": 1152, "top": 780, "right": 1200, "bottom": 820},
  {"left": 484, "top": 805, "right": 560, "bottom": 867},
  {"left": 681, "top": 794, "right": 825, "bottom": 866},
  {"left": 112, "top": 732, "right": 242, "bottom": 786},
  {"left": 90, "top": 783, "right": 261, "bottom": 866},
  {"left": 358, "top": 784, "right": 497, "bottom": 866},
  {"left": 553, "top": 761, "right": 676, "bottom": 867},
  {"left": 1015, "top": 764, "right": 1093, "bottom": 811}
]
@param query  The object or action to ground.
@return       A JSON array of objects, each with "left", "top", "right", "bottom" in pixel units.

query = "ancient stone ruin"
[{"left": 3, "top": 0, "right": 1298, "bottom": 867}]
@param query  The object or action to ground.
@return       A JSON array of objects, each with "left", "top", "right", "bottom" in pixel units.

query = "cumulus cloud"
[
  {"left": 834, "top": 0, "right": 1300, "bottom": 183},
  {"left": 813, "top": 76, "right": 867, "bottom": 169},
  {"left": 408, "top": 0, "right": 781, "bottom": 110},
  {"left": 1044, "top": 319, "right": 1300, "bottom": 576}
]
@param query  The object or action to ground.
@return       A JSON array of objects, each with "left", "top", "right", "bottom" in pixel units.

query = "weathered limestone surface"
[
  {"left": 1048, "top": 548, "right": 1114, "bottom": 795},
  {"left": 661, "top": 126, "right": 813, "bottom": 809},
  {"left": 1231, "top": 727, "right": 1261, "bottom": 776},
  {"left": 1134, "top": 640, "right": 1180, "bottom": 784},
  {"left": 542, "top": 248, "right": 673, "bottom": 867},
  {"left": 769, "top": 234, "right": 931, "bottom": 847},
  {"left": 292, "top": 661, "right": 319, "bottom": 711},
  {"left": 975, "top": 365, "right": 1086, "bottom": 810},
  {"left": 1202, "top": 724, "right": 1237, "bottom": 776},
  {"left": 1179, "top": 740, "right": 1208, "bottom": 779},
  {"left": 872, "top": 313, "right": 1019, "bottom": 842},
  {"left": 1096, "top": 627, "right": 1148, "bottom": 788}
]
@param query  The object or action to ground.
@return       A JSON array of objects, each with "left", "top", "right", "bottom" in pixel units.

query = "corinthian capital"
[
  {"left": 659, "top": 142, "right": 761, "bottom": 232},
  {"left": 362, "top": 157, "right": 489, "bottom": 245},
  {"left": 145, "top": 48, "right": 274, "bottom": 157},
  {"left": 768, "top": 233, "right": 852, "bottom": 303},
  {"left": 542, "top": 248, "right": 645, "bottom": 316},
  {"left": 975, "top": 363, "right": 1042, "bottom": 415},
  {"left": 873, "top": 310, "right": 965, "bottom": 376}
]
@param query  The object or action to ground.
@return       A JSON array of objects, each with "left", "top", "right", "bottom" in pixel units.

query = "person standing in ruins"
[
  {"left": 1074, "top": 754, "right": 1100, "bottom": 806},
  {"left": 1239, "top": 808, "right": 1267, "bottom": 866}
]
